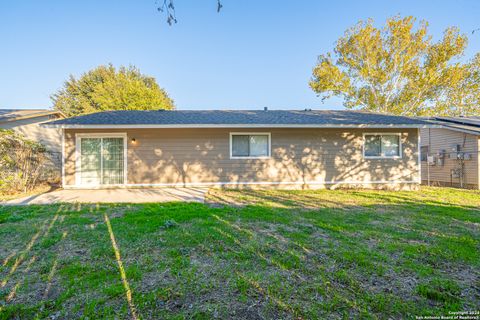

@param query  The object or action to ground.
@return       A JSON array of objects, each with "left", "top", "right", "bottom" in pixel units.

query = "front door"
[{"left": 79, "top": 137, "right": 125, "bottom": 186}]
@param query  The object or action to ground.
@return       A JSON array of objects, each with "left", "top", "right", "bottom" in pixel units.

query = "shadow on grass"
[{"left": 0, "top": 191, "right": 479, "bottom": 319}]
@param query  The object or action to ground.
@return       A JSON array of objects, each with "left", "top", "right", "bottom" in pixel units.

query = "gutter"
[{"left": 42, "top": 123, "right": 442, "bottom": 129}]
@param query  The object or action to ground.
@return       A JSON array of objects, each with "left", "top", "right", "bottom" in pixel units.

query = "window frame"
[
  {"left": 362, "top": 133, "right": 402, "bottom": 159},
  {"left": 229, "top": 132, "right": 271, "bottom": 159}
]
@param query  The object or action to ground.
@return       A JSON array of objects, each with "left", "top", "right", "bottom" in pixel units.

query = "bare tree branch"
[
  {"left": 156, "top": 0, "right": 223, "bottom": 26},
  {"left": 156, "top": 0, "right": 177, "bottom": 25}
]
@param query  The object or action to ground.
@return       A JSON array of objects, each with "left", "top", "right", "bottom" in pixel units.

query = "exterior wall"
[
  {"left": 1, "top": 114, "right": 64, "bottom": 182},
  {"left": 0, "top": 115, "right": 63, "bottom": 153},
  {"left": 420, "top": 128, "right": 479, "bottom": 189},
  {"left": 64, "top": 128, "right": 419, "bottom": 189}
]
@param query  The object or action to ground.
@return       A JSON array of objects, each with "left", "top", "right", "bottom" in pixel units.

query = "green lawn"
[{"left": 0, "top": 187, "right": 479, "bottom": 319}]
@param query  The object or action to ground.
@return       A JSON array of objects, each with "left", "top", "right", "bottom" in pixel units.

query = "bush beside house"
[{"left": 0, "top": 129, "right": 58, "bottom": 194}]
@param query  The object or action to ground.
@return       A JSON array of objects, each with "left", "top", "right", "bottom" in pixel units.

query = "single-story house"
[
  {"left": 420, "top": 116, "right": 480, "bottom": 189},
  {"left": 47, "top": 109, "right": 434, "bottom": 190},
  {"left": 0, "top": 109, "right": 65, "bottom": 160}
]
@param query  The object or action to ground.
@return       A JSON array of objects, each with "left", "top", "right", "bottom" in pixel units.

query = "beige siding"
[
  {"left": 1, "top": 115, "right": 63, "bottom": 170},
  {"left": 0, "top": 115, "right": 62, "bottom": 154},
  {"left": 64, "top": 128, "right": 419, "bottom": 189},
  {"left": 420, "top": 128, "right": 479, "bottom": 189}
]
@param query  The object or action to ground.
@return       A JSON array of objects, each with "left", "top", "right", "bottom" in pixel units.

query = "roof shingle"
[
  {"left": 49, "top": 109, "right": 429, "bottom": 127},
  {"left": 422, "top": 116, "right": 480, "bottom": 135}
]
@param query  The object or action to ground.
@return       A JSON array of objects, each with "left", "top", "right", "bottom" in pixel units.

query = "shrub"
[{"left": 0, "top": 129, "right": 52, "bottom": 194}]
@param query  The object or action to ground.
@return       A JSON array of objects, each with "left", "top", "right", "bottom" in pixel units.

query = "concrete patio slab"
[{"left": 2, "top": 188, "right": 208, "bottom": 205}]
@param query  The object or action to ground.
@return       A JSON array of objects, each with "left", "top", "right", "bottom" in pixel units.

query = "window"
[
  {"left": 420, "top": 146, "right": 429, "bottom": 162},
  {"left": 363, "top": 134, "right": 401, "bottom": 158},
  {"left": 230, "top": 133, "right": 270, "bottom": 158}
]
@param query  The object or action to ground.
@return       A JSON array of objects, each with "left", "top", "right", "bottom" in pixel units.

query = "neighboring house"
[
  {"left": 420, "top": 117, "right": 480, "bottom": 189},
  {"left": 0, "top": 109, "right": 65, "bottom": 157},
  {"left": 47, "top": 109, "right": 433, "bottom": 190}
]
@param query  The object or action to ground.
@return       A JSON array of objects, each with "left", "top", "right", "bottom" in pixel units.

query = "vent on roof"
[
  {"left": 264, "top": 107, "right": 268, "bottom": 111},
  {"left": 304, "top": 108, "right": 312, "bottom": 111}
]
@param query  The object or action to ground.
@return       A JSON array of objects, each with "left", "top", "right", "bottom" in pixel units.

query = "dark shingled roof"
[
  {"left": 432, "top": 116, "right": 480, "bottom": 128},
  {"left": 49, "top": 109, "right": 430, "bottom": 127},
  {"left": 422, "top": 116, "right": 480, "bottom": 135}
]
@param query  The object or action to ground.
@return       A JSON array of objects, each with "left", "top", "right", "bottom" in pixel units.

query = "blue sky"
[{"left": 1, "top": 0, "right": 479, "bottom": 110}]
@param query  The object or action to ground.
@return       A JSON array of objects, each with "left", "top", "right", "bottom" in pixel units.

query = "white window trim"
[
  {"left": 229, "top": 132, "right": 271, "bottom": 159},
  {"left": 75, "top": 133, "right": 128, "bottom": 186},
  {"left": 362, "top": 133, "right": 402, "bottom": 159}
]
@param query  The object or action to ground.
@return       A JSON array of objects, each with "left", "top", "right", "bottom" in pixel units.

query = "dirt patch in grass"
[{"left": 0, "top": 183, "right": 59, "bottom": 203}]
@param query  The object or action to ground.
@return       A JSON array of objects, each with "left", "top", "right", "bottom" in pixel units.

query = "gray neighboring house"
[
  {"left": 0, "top": 109, "right": 65, "bottom": 164},
  {"left": 48, "top": 109, "right": 435, "bottom": 190},
  {"left": 420, "top": 116, "right": 480, "bottom": 189}
]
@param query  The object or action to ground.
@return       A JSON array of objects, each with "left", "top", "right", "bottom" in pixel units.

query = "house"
[
  {"left": 0, "top": 109, "right": 65, "bottom": 159},
  {"left": 420, "top": 117, "right": 480, "bottom": 189},
  {"left": 47, "top": 109, "right": 433, "bottom": 190}
]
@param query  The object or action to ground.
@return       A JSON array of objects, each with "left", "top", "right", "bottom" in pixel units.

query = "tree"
[
  {"left": 52, "top": 64, "right": 174, "bottom": 117},
  {"left": 309, "top": 16, "right": 480, "bottom": 116}
]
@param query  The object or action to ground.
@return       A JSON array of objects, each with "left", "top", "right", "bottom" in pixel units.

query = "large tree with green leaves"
[
  {"left": 309, "top": 16, "right": 480, "bottom": 116},
  {"left": 52, "top": 64, "right": 174, "bottom": 117}
]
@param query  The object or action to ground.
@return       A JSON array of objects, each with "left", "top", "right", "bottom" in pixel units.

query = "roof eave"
[
  {"left": 0, "top": 110, "right": 65, "bottom": 123},
  {"left": 43, "top": 123, "right": 439, "bottom": 129},
  {"left": 423, "top": 120, "right": 480, "bottom": 136},
  {"left": 435, "top": 125, "right": 480, "bottom": 136}
]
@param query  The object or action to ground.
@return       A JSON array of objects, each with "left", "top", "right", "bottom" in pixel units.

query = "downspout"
[
  {"left": 427, "top": 128, "right": 430, "bottom": 186},
  {"left": 460, "top": 133, "right": 467, "bottom": 189},
  {"left": 418, "top": 128, "right": 421, "bottom": 186},
  {"left": 61, "top": 128, "right": 65, "bottom": 188}
]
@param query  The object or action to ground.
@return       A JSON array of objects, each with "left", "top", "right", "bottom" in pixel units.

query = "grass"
[{"left": 0, "top": 187, "right": 479, "bottom": 319}]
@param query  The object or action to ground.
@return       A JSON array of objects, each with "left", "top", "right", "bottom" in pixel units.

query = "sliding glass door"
[
  {"left": 80, "top": 138, "right": 102, "bottom": 185},
  {"left": 79, "top": 137, "right": 125, "bottom": 186}
]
